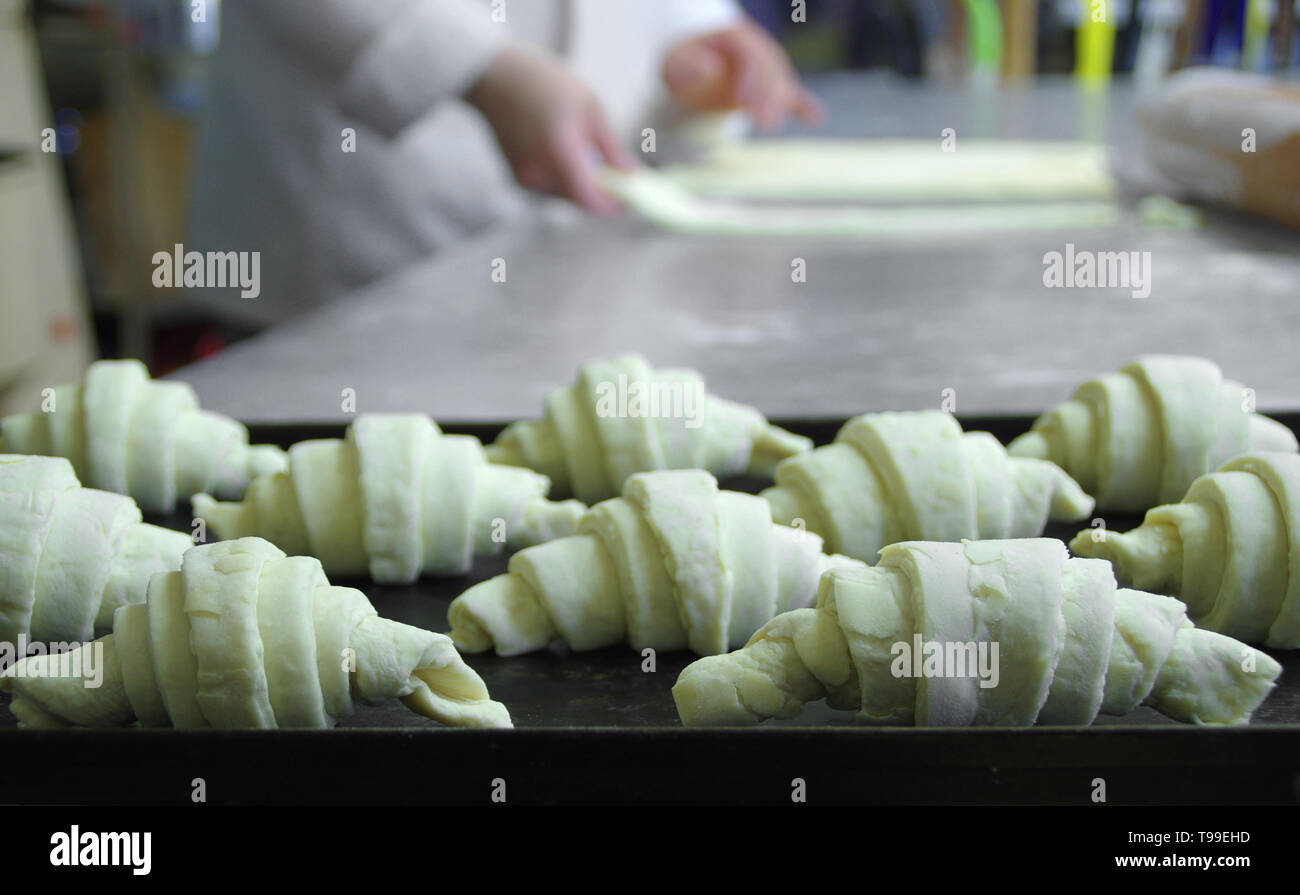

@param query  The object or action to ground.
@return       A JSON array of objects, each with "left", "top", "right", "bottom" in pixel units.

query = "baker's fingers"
[
  {"left": 710, "top": 28, "right": 767, "bottom": 109},
  {"left": 793, "top": 87, "right": 826, "bottom": 125},
  {"left": 552, "top": 133, "right": 622, "bottom": 216},
  {"left": 513, "top": 159, "right": 554, "bottom": 194},
  {"left": 591, "top": 112, "right": 637, "bottom": 173},
  {"left": 749, "top": 53, "right": 791, "bottom": 131}
]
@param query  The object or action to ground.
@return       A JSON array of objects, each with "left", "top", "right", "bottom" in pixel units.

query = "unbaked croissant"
[
  {"left": 0, "top": 537, "right": 512, "bottom": 729},
  {"left": 1007, "top": 355, "right": 1297, "bottom": 512},
  {"left": 0, "top": 359, "right": 287, "bottom": 513},
  {"left": 761, "top": 410, "right": 1094, "bottom": 562},
  {"left": 674, "top": 539, "right": 1279, "bottom": 727},
  {"left": 193, "top": 414, "right": 585, "bottom": 583},
  {"left": 485, "top": 354, "right": 812, "bottom": 503},
  {"left": 0, "top": 454, "right": 192, "bottom": 644},
  {"left": 449, "top": 469, "right": 866, "bottom": 657},
  {"left": 1070, "top": 451, "right": 1300, "bottom": 648}
]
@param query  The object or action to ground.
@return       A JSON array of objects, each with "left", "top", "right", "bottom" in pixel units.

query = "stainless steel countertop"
[{"left": 172, "top": 75, "right": 1300, "bottom": 422}]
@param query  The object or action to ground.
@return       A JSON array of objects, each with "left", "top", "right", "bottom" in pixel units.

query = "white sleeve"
[
  {"left": 656, "top": 0, "right": 744, "bottom": 49},
  {"left": 240, "top": 0, "right": 506, "bottom": 138}
]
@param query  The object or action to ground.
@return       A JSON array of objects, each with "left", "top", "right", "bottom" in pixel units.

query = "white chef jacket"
[{"left": 186, "top": 0, "right": 741, "bottom": 327}]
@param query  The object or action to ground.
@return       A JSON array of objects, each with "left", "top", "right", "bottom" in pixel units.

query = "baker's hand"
[
  {"left": 466, "top": 45, "right": 635, "bottom": 215},
  {"left": 661, "top": 22, "right": 823, "bottom": 131}
]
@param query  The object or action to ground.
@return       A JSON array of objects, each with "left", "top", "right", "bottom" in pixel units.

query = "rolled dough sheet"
[
  {"left": 657, "top": 139, "right": 1117, "bottom": 202},
  {"left": 603, "top": 167, "right": 1119, "bottom": 239}
]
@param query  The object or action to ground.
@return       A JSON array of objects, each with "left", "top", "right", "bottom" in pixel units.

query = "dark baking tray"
[{"left": 4, "top": 414, "right": 1300, "bottom": 805}]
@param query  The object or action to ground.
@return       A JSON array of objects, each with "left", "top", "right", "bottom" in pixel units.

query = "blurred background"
[{"left": 2, "top": 0, "right": 1298, "bottom": 416}]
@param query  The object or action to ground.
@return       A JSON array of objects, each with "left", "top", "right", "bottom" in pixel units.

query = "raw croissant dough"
[
  {"left": 674, "top": 539, "right": 1279, "bottom": 727},
  {"left": 486, "top": 354, "right": 812, "bottom": 504},
  {"left": 0, "top": 537, "right": 512, "bottom": 730},
  {"left": 659, "top": 139, "right": 1117, "bottom": 202},
  {"left": 601, "top": 168, "right": 1119, "bottom": 238},
  {"left": 762, "top": 410, "right": 1094, "bottom": 563},
  {"left": 0, "top": 359, "right": 287, "bottom": 514},
  {"left": 1008, "top": 355, "right": 1298, "bottom": 513},
  {"left": 0, "top": 455, "right": 191, "bottom": 644},
  {"left": 1071, "top": 451, "right": 1300, "bottom": 648},
  {"left": 449, "top": 469, "right": 865, "bottom": 657},
  {"left": 194, "top": 414, "right": 586, "bottom": 583}
]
